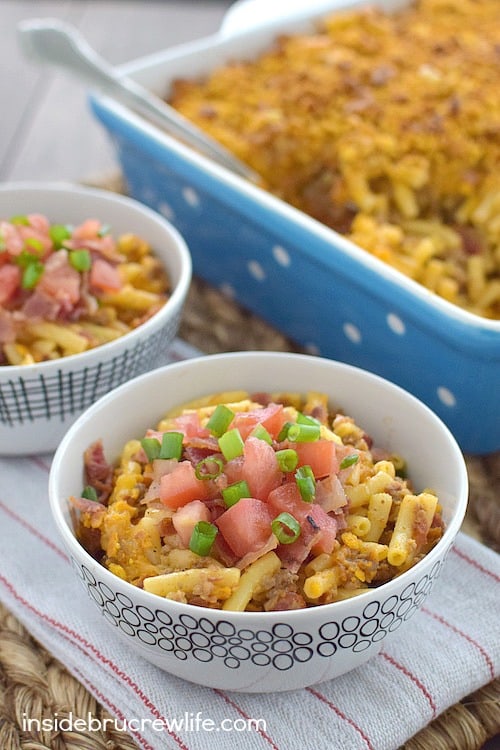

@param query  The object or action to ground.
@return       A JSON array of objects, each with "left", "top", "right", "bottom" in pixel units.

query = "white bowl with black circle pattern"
[
  {"left": 48, "top": 351, "right": 468, "bottom": 692},
  {"left": 0, "top": 182, "right": 191, "bottom": 455}
]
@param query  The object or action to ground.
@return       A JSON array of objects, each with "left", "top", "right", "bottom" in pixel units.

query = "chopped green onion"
[
  {"left": 287, "top": 422, "right": 321, "bottom": 442},
  {"left": 81, "top": 485, "right": 98, "bottom": 502},
  {"left": 271, "top": 512, "right": 301, "bottom": 544},
  {"left": 97, "top": 223, "right": 111, "bottom": 237},
  {"left": 15, "top": 250, "right": 40, "bottom": 268},
  {"left": 189, "top": 521, "right": 218, "bottom": 556},
  {"left": 206, "top": 404, "right": 234, "bottom": 437},
  {"left": 295, "top": 465, "right": 316, "bottom": 502},
  {"left": 275, "top": 448, "right": 298, "bottom": 473},
  {"left": 49, "top": 223, "right": 72, "bottom": 249},
  {"left": 218, "top": 428, "right": 245, "bottom": 461},
  {"left": 24, "top": 237, "right": 44, "bottom": 254},
  {"left": 297, "top": 412, "right": 321, "bottom": 426},
  {"left": 10, "top": 215, "right": 29, "bottom": 226},
  {"left": 140, "top": 437, "right": 161, "bottom": 461},
  {"left": 159, "top": 431, "right": 184, "bottom": 460},
  {"left": 195, "top": 456, "right": 224, "bottom": 480},
  {"left": 0, "top": 232, "right": 5, "bottom": 251},
  {"left": 339, "top": 453, "right": 359, "bottom": 470},
  {"left": 69, "top": 249, "right": 91, "bottom": 272},
  {"left": 222, "top": 480, "right": 251, "bottom": 508},
  {"left": 250, "top": 423, "right": 272, "bottom": 444},
  {"left": 277, "top": 421, "right": 294, "bottom": 442},
  {"left": 21, "top": 261, "right": 44, "bottom": 289}
]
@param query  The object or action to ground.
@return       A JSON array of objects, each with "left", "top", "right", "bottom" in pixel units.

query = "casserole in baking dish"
[{"left": 89, "top": 0, "right": 500, "bottom": 453}]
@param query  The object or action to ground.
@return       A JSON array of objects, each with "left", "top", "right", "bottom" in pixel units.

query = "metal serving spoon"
[{"left": 17, "top": 18, "right": 259, "bottom": 183}]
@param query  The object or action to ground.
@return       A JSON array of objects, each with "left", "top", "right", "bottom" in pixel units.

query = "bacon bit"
[
  {"left": 276, "top": 521, "right": 321, "bottom": 573},
  {"left": 76, "top": 525, "right": 103, "bottom": 561},
  {"left": 0, "top": 309, "right": 17, "bottom": 343},
  {"left": 142, "top": 479, "right": 161, "bottom": 504},
  {"left": 151, "top": 458, "right": 179, "bottom": 481},
  {"left": 213, "top": 533, "right": 239, "bottom": 567},
  {"left": 89, "top": 258, "right": 122, "bottom": 292},
  {"left": 21, "top": 288, "right": 60, "bottom": 320},
  {"left": 267, "top": 591, "right": 306, "bottom": 611},
  {"left": 455, "top": 225, "right": 484, "bottom": 255},
  {"left": 249, "top": 391, "right": 273, "bottom": 406},
  {"left": 38, "top": 250, "right": 81, "bottom": 306},
  {"left": 0, "top": 264, "right": 21, "bottom": 305},
  {"left": 84, "top": 440, "right": 114, "bottom": 504},
  {"left": 70, "top": 495, "right": 107, "bottom": 520},
  {"left": 236, "top": 533, "right": 278, "bottom": 570},
  {"left": 183, "top": 442, "right": 220, "bottom": 467},
  {"left": 310, "top": 402, "right": 328, "bottom": 424},
  {"left": 315, "top": 475, "right": 348, "bottom": 512}
]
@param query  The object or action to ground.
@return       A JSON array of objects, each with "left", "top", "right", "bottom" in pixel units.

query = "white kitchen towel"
[{"left": 0, "top": 338, "right": 499, "bottom": 750}]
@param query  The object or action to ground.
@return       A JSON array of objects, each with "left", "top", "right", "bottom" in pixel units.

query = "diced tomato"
[
  {"left": 307, "top": 504, "right": 338, "bottom": 555},
  {"left": 216, "top": 497, "right": 273, "bottom": 558},
  {"left": 172, "top": 500, "right": 211, "bottom": 547},
  {"left": 0, "top": 264, "right": 21, "bottom": 304},
  {"left": 232, "top": 402, "right": 288, "bottom": 440},
  {"left": 268, "top": 482, "right": 338, "bottom": 557},
  {"left": 89, "top": 258, "right": 122, "bottom": 292},
  {"left": 294, "top": 439, "right": 339, "bottom": 478},
  {"left": 242, "top": 436, "right": 282, "bottom": 500},
  {"left": 160, "top": 461, "right": 209, "bottom": 509},
  {"left": 0, "top": 221, "right": 23, "bottom": 255},
  {"left": 267, "top": 482, "right": 311, "bottom": 523}
]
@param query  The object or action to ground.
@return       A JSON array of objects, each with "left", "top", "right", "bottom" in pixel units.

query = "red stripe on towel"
[
  {"left": 0, "top": 573, "right": 191, "bottom": 750},
  {"left": 214, "top": 689, "right": 281, "bottom": 750},
  {"left": 380, "top": 651, "right": 437, "bottom": 718},
  {"left": 451, "top": 546, "right": 500, "bottom": 584},
  {"left": 0, "top": 497, "right": 68, "bottom": 562},
  {"left": 74, "top": 668, "right": 155, "bottom": 750},
  {"left": 307, "top": 687, "right": 375, "bottom": 750},
  {"left": 423, "top": 607, "right": 495, "bottom": 680}
]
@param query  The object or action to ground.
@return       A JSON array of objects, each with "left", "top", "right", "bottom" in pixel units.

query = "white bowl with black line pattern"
[
  {"left": 49, "top": 351, "right": 468, "bottom": 692},
  {"left": 0, "top": 182, "right": 192, "bottom": 455}
]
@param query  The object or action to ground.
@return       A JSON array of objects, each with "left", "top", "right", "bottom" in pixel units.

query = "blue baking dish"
[{"left": 89, "top": 0, "right": 500, "bottom": 454}]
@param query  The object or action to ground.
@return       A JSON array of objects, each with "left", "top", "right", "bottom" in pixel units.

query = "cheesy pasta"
[
  {"left": 0, "top": 214, "right": 170, "bottom": 365},
  {"left": 72, "top": 390, "right": 444, "bottom": 611},
  {"left": 169, "top": 0, "right": 500, "bottom": 319}
]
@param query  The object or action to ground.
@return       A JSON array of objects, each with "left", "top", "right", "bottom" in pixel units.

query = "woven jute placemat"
[{"left": 1, "top": 198, "right": 498, "bottom": 749}]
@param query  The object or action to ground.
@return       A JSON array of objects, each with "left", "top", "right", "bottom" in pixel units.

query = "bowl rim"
[
  {"left": 49, "top": 350, "right": 469, "bottom": 621},
  {"left": 0, "top": 181, "right": 192, "bottom": 375},
  {"left": 89, "top": 0, "right": 500, "bottom": 334}
]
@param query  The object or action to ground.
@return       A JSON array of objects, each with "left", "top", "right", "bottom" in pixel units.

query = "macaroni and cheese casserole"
[
  {"left": 72, "top": 390, "right": 444, "bottom": 611},
  {"left": 169, "top": 0, "right": 500, "bottom": 319}
]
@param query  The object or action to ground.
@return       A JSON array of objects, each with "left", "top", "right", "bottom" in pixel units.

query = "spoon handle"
[{"left": 17, "top": 18, "right": 259, "bottom": 183}]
